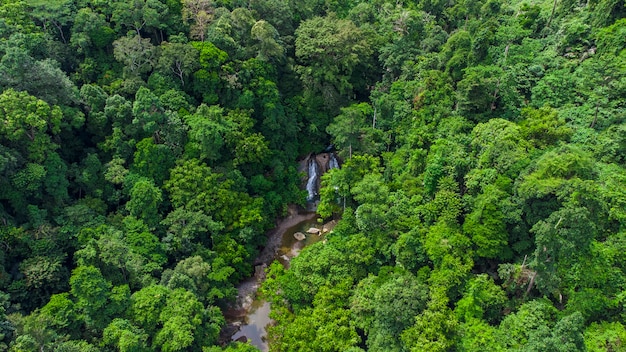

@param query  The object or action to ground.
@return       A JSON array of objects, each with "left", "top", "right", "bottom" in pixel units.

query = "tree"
[
  {"left": 454, "top": 275, "right": 506, "bottom": 324},
  {"left": 295, "top": 14, "right": 373, "bottom": 110},
  {"left": 524, "top": 312, "right": 586, "bottom": 352},
  {"left": 183, "top": 105, "right": 228, "bottom": 162},
  {"left": 80, "top": 84, "right": 110, "bottom": 138},
  {"left": 530, "top": 204, "right": 597, "bottom": 296},
  {"left": 43, "top": 152, "right": 70, "bottom": 205},
  {"left": 113, "top": 34, "right": 158, "bottom": 78},
  {"left": 69, "top": 265, "right": 125, "bottom": 330},
  {"left": 351, "top": 269, "right": 429, "bottom": 351},
  {"left": 39, "top": 293, "right": 79, "bottom": 338},
  {"left": 131, "top": 137, "right": 176, "bottom": 185},
  {"left": 18, "top": 255, "right": 68, "bottom": 308},
  {"left": 154, "top": 288, "right": 224, "bottom": 350},
  {"left": 327, "top": 103, "right": 386, "bottom": 159},
  {"left": 251, "top": 20, "right": 285, "bottom": 62},
  {"left": 0, "top": 89, "right": 68, "bottom": 220},
  {"left": 182, "top": 0, "right": 215, "bottom": 41},
  {"left": 456, "top": 65, "right": 504, "bottom": 120},
  {"left": 28, "top": 0, "right": 75, "bottom": 44},
  {"left": 585, "top": 321, "right": 626, "bottom": 352},
  {"left": 0, "top": 0, "right": 38, "bottom": 38},
  {"left": 157, "top": 42, "right": 199, "bottom": 86},
  {"left": 70, "top": 7, "right": 115, "bottom": 54},
  {"left": 401, "top": 294, "right": 459, "bottom": 352},
  {"left": 189, "top": 41, "right": 227, "bottom": 104},
  {"left": 519, "top": 106, "right": 572, "bottom": 148},
  {"left": 8, "top": 311, "right": 59, "bottom": 352},
  {"left": 457, "top": 318, "right": 504, "bottom": 352},
  {"left": 160, "top": 256, "right": 213, "bottom": 302},
  {"left": 0, "top": 89, "right": 62, "bottom": 162},
  {"left": 462, "top": 185, "right": 511, "bottom": 259},
  {"left": 165, "top": 159, "right": 221, "bottom": 213},
  {"left": 130, "top": 284, "right": 169, "bottom": 336},
  {"left": 161, "top": 208, "right": 223, "bottom": 258},
  {"left": 248, "top": 0, "right": 295, "bottom": 35},
  {"left": 497, "top": 299, "right": 557, "bottom": 349},
  {"left": 111, "top": 0, "right": 169, "bottom": 36},
  {"left": 0, "top": 46, "right": 78, "bottom": 106},
  {"left": 0, "top": 292, "right": 14, "bottom": 349},
  {"left": 469, "top": 118, "right": 530, "bottom": 178},
  {"left": 440, "top": 30, "right": 472, "bottom": 82},
  {"left": 103, "top": 318, "right": 149, "bottom": 352},
  {"left": 271, "top": 281, "right": 361, "bottom": 352},
  {"left": 164, "top": 158, "right": 261, "bottom": 231},
  {"left": 131, "top": 87, "right": 167, "bottom": 140},
  {"left": 125, "top": 178, "right": 162, "bottom": 229}
]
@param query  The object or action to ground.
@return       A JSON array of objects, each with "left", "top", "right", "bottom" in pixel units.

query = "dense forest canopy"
[{"left": 0, "top": 0, "right": 625, "bottom": 350}]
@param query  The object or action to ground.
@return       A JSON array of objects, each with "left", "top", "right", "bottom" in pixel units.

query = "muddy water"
[
  {"left": 226, "top": 210, "right": 328, "bottom": 350},
  {"left": 276, "top": 219, "right": 327, "bottom": 267},
  {"left": 231, "top": 301, "right": 271, "bottom": 351}
]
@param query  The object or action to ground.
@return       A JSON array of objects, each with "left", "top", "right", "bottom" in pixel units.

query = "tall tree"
[
  {"left": 295, "top": 13, "right": 373, "bottom": 111},
  {"left": 157, "top": 42, "right": 199, "bottom": 87},
  {"left": 111, "top": 0, "right": 169, "bottom": 37},
  {"left": 182, "top": 0, "right": 215, "bottom": 41}
]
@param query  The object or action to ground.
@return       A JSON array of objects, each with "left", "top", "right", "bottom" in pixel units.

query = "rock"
[
  {"left": 293, "top": 232, "right": 306, "bottom": 241},
  {"left": 322, "top": 220, "right": 338, "bottom": 233},
  {"left": 254, "top": 264, "right": 267, "bottom": 280},
  {"left": 306, "top": 227, "right": 321, "bottom": 234},
  {"left": 235, "top": 335, "right": 248, "bottom": 343},
  {"left": 316, "top": 153, "right": 331, "bottom": 172}
]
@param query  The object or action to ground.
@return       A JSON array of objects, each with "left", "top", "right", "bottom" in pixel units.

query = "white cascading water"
[
  {"left": 306, "top": 158, "right": 319, "bottom": 201},
  {"left": 329, "top": 153, "right": 339, "bottom": 169}
]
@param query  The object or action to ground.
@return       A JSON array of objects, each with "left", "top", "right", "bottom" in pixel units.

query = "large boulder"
[
  {"left": 316, "top": 152, "right": 331, "bottom": 172},
  {"left": 307, "top": 227, "right": 321, "bottom": 234}
]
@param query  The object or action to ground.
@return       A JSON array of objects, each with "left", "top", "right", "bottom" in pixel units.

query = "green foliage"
[
  {"left": 585, "top": 321, "right": 626, "bottom": 352},
  {"left": 462, "top": 185, "right": 511, "bottom": 259},
  {"left": 456, "top": 65, "right": 503, "bottom": 120},
  {"left": 125, "top": 178, "right": 162, "bottom": 228},
  {"left": 520, "top": 106, "right": 572, "bottom": 148},
  {"left": 0, "top": 89, "right": 63, "bottom": 162},
  {"left": 524, "top": 312, "right": 587, "bottom": 352},
  {"left": 401, "top": 295, "right": 459, "bottom": 352},
  {"left": 131, "top": 137, "right": 176, "bottom": 185},
  {"left": 270, "top": 281, "right": 361, "bottom": 352},
  {"left": 327, "top": 103, "right": 386, "bottom": 159},
  {"left": 1, "top": 0, "right": 626, "bottom": 351},
  {"left": 69, "top": 265, "right": 123, "bottom": 330},
  {"left": 0, "top": 47, "right": 78, "bottom": 106},
  {"left": 455, "top": 275, "right": 506, "bottom": 323},
  {"left": 113, "top": 34, "right": 157, "bottom": 78},
  {"left": 111, "top": 0, "right": 169, "bottom": 35},
  {"left": 157, "top": 42, "right": 200, "bottom": 87},
  {"left": 103, "top": 318, "right": 149, "bottom": 352},
  {"left": 351, "top": 269, "right": 429, "bottom": 351},
  {"left": 295, "top": 13, "right": 373, "bottom": 111},
  {"left": 457, "top": 318, "right": 504, "bottom": 352}
]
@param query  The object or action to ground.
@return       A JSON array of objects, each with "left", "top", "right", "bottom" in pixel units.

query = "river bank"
[{"left": 220, "top": 204, "right": 319, "bottom": 346}]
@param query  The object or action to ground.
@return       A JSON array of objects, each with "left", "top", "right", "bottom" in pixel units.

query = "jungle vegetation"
[{"left": 0, "top": 0, "right": 625, "bottom": 351}]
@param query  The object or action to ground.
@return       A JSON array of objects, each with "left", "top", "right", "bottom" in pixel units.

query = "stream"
[
  {"left": 223, "top": 152, "right": 340, "bottom": 350},
  {"left": 223, "top": 207, "right": 335, "bottom": 351}
]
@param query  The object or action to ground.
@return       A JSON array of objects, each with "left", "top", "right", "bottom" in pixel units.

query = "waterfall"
[
  {"left": 306, "top": 158, "right": 319, "bottom": 201},
  {"left": 329, "top": 153, "right": 339, "bottom": 170}
]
